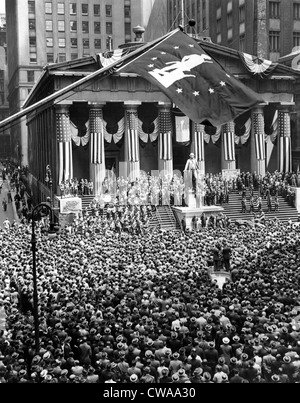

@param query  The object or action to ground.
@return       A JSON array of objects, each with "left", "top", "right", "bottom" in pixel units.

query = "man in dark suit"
[
  {"left": 222, "top": 246, "right": 232, "bottom": 271},
  {"left": 211, "top": 244, "right": 222, "bottom": 271}
]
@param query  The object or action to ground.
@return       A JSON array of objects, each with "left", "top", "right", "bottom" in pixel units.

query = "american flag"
[
  {"left": 253, "top": 112, "right": 265, "bottom": 160},
  {"left": 56, "top": 112, "right": 73, "bottom": 183},
  {"left": 127, "top": 110, "right": 139, "bottom": 162},
  {"left": 279, "top": 111, "right": 292, "bottom": 173},
  {"left": 193, "top": 123, "right": 205, "bottom": 161},
  {"left": 56, "top": 112, "right": 71, "bottom": 142},
  {"left": 159, "top": 111, "right": 172, "bottom": 160},
  {"left": 90, "top": 109, "right": 104, "bottom": 164},
  {"left": 223, "top": 122, "right": 235, "bottom": 161}
]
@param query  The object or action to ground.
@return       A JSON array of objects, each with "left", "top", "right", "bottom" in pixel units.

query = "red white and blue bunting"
[
  {"left": 96, "top": 49, "right": 130, "bottom": 68},
  {"left": 223, "top": 123, "right": 235, "bottom": 161},
  {"left": 235, "top": 118, "right": 251, "bottom": 145},
  {"left": 239, "top": 52, "right": 277, "bottom": 78}
]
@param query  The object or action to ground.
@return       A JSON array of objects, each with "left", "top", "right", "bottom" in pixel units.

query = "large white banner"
[
  {"left": 175, "top": 116, "right": 190, "bottom": 143},
  {"left": 222, "top": 169, "right": 240, "bottom": 181},
  {"left": 59, "top": 197, "right": 82, "bottom": 214}
]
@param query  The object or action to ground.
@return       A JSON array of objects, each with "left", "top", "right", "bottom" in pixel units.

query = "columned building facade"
[{"left": 23, "top": 37, "right": 300, "bottom": 203}]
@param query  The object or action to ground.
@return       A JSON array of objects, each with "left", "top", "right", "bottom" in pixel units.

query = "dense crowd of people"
[
  {"left": 1, "top": 161, "right": 300, "bottom": 384},
  {"left": 1, "top": 210, "right": 300, "bottom": 383},
  {"left": 80, "top": 203, "right": 156, "bottom": 235}
]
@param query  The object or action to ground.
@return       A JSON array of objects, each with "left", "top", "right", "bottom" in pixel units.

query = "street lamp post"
[
  {"left": 45, "top": 164, "right": 53, "bottom": 204},
  {"left": 45, "top": 164, "right": 56, "bottom": 233},
  {"left": 30, "top": 202, "right": 57, "bottom": 353}
]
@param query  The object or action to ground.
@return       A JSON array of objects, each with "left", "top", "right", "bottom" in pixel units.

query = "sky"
[{"left": 0, "top": 2, "right": 4, "bottom": 14}]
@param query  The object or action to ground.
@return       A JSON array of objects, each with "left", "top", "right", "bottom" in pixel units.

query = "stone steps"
[
  {"left": 221, "top": 190, "right": 299, "bottom": 222},
  {"left": 155, "top": 205, "right": 181, "bottom": 230}
]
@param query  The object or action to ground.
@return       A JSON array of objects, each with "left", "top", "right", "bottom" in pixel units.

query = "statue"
[{"left": 184, "top": 153, "right": 199, "bottom": 193}]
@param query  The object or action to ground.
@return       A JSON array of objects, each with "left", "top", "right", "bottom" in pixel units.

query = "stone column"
[
  {"left": 125, "top": 103, "right": 141, "bottom": 181},
  {"left": 250, "top": 105, "right": 266, "bottom": 176},
  {"left": 192, "top": 122, "right": 206, "bottom": 208},
  {"left": 192, "top": 122, "right": 205, "bottom": 176},
  {"left": 55, "top": 105, "right": 73, "bottom": 184},
  {"left": 277, "top": 107, "right": 293, "bottom": 173},
  {"left": 158, "top": 103, "right": 173, "bottom": 179},
  {"left": 221, "top": 121, "right": 236, "bottom": 171},
  {"left": 89, "top": 104, "right": 106, "bottom": 196}
]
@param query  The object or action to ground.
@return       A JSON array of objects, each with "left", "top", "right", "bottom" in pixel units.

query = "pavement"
[{"left": 0, "top": 177, "right": 19, "bottom": 228}]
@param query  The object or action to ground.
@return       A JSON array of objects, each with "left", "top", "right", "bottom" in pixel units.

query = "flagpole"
[
  {"left": 0, "top": 29, "right": 180, "bottom": 132},
  {"left": 181, "top": 0, "right": 185, "bottom": 28},
  {"left": 116, "top": 28, "right": 180, "bottom": 74}
]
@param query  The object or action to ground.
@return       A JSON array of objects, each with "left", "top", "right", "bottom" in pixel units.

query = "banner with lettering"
[{"left": 59, "top": 197, "right": 82, "bottom": 214}]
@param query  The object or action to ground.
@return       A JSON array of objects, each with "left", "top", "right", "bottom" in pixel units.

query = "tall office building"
[
  {"left": 167, "top": 0, "right": 210, "bottom": 38},
  {"left": 0, "top": 13, "right": 10, "bottom": 159},
  {"left": 167, "top": 1, "right": 300, "bottom": 61},
  {"left": 207, "top": 0, "right": 300, "bottom": 62},
  {"left": 5, "top": 0, "right": 159, "bottom": 165}
]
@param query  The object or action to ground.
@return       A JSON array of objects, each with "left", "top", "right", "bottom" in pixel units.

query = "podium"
[{"left": 184, "top": 170, "right": 203, "bottom": 208}]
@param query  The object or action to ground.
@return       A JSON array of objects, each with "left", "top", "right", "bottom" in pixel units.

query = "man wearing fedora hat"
[
  {"left": 190, "top": 367, "right": 203, "bottom": 383},
  {"left": 281, "top": 354, "right": 295, "bottom": 382},
  {"left": 159, "top": 367, "right": 172, "bottom": 383},
  {"left": 261, "top": 348, "right": 276, "bottom": 382},
  {"left": 169, "top": 352, "right": 182, "bottom": 375},
  {"left": 204, "top": 342, "right": 219, "bottom": 373},
  {"left": 202, "top": 371, "right": 213, "bottom": 383},
  {"left": 140, "top": 366, "right": 155, "bottom": 383},
  {"left": 270, "top": 374, "right": 281, "bottom": 383},
  {"left": 219, "top": 337, "right": 232, "bottom": 365}
]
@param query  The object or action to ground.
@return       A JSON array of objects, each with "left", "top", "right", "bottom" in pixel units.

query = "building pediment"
[{"left": 24, "top": 32, "right": 300, "bottom": 110}]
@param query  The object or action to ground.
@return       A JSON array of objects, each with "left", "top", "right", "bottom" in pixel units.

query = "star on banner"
[
  {"left": 176, "top": 88, "right": 183, "bottom": 94},
  {"left": 209, "top": 88, "right": 215, "bottom": 94},
  {"left": 193, "top": 91, "right": 199, "bottom": 97},
  {"left": 220, "top": 81, "right": 226, "bottom": 86}
]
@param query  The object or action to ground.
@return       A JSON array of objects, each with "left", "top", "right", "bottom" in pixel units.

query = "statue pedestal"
[{"left": 187, "top": 189, "right": 196, "bottom": 208}]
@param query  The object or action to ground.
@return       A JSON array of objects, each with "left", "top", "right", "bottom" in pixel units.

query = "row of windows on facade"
[
  {"left": 27, "top": 35, "right": 116, "bottom": 64},
  {"left": 29, "top": 20, "right": 117, "bottom": 35},
  {"left": 26, "top": 31, "right": 300, "bottom": 62},
  {"left": 269, "top": 1, "right": 300, "bottom": 20},
  {"left": 216, "top": 3, "right": 300, "bottom": 34},
  {"left": 29, "top": 2, "right": 123, "bottom": 18},
  {"left": 218, "top": 30, "right": 300, "bottom": 52},
  {"left": 215, "top": 1, "right": 300, "bottom": 20},
  {"left": 168, "top": 2, "right": 300, "bottom": 35},
  {"left": 43, "top": 36, "right": 108, "bottom": 50}
]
